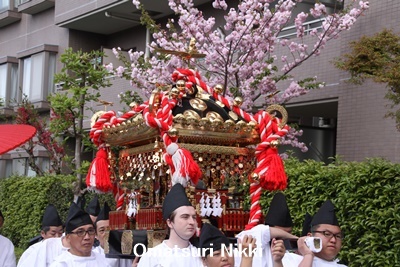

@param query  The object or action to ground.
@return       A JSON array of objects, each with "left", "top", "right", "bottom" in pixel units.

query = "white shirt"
[
  {"left": 17, "top": 236, "right": 69, "bottom": 267},
  {"left": 49, "top": 251, "right": 108, "bottom": 267},
  {"left": 282, "top": 252, "right": 347, "bottom": 267},
  {"left": 137, "top": 240, "right": 203, "bottom": 267},
  {"left": 234, "top": 224, "right": 271, "bottom": 267},
  {"left": 0, "top": 235, "right": 16, "bottom": 267},
  {"left": 92, "top": 245, "right": 133, "bottom": 267}
]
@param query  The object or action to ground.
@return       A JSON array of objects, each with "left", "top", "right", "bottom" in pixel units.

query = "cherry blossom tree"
[
  {"left": 108, "top": 0, "right": 369, "bottom": 152},
  {"left": 112, "top": 0, "right": 368, "bottom": 105}
]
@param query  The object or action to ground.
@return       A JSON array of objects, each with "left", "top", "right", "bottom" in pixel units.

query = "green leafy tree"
[
  {"left": 49, "top": 48, "right": 112, "bottom": 196},
  {"left": 334, "top": 29, "right": 400, "bottom": 130}
]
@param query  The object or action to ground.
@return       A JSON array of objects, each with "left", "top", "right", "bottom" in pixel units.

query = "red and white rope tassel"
[
  {"left": 164, "top": 142, "right": 201, "bottom": 187},
  {"left": 88, "top": 102, "right": 147, "bottom": 194},
  {"left": 246, "top": 113, "right": 290, "bottom": 230},
  {"left": 86, "top": 147, "right": 113, "bottom": 193},
  {"left": 142, "top": 91, "right": 202, "bottom": 188}
]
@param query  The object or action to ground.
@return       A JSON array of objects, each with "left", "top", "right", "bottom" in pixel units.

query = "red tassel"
[
  {"left": 260, "top": 148, "right": 287, "bottom": 191},
  {"left": 86, "top": 149, "right": 112, "bottom": 193},
  {"left": 181, "top": 148, "right": 201, "bottom": 186}
]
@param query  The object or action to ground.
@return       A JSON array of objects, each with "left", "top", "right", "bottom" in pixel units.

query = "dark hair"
[
  {"left": 41, "top": 226, "right": 51, "bottom": 233},
  {"left": 311, "top": 224, "right": 323, "bottom": 233},
  {"left": 168, "top": 210, "right": 177, "bottom": 223},
  {"left": 166, "top": 210, "right": 178, "bottom": 236}
]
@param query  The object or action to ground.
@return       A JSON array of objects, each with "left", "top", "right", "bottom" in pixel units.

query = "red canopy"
[{"left": 0, "top": 124, "right": 37, "bottom": 155}]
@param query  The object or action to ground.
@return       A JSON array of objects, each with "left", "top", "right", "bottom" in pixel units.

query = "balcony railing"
[{"left": 279, "top": 18, "right": 326, "bottom": 39}]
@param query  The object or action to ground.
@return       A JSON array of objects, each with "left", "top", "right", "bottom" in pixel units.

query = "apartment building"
[{"left": 0, "top": 0, "right": 399, "bottom": 178}]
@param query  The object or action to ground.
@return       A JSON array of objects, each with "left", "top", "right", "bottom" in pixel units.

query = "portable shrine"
[{"left": 88, "top": 66, "right": 290, "bottom": 258}]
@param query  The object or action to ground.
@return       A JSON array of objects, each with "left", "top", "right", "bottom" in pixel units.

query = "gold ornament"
[
  {"left": 228, "top": 111, "right": 238, "bottom": 121},
  {"left": 168, "top": 128, "right": 179, "bottom": 137},
  {"left": 233, "top": 97, "right": 243, "bottom": 107},
  {"left": 121, "top": 230, "right": 133, "bottom": 255},
  {"left": 265, "top": 104, "right": 288, "bottom": 128},
  {"left": 214, "top": 84, "right": 223, "bottom": 95},
  {"left": 250, "top": 172, "right": 259, "bottom": 183},
  {"left": 189, "top": 98, "right": 207, "bottom": 111},
  {"left": 149, "top": 90, "right": 161, "bottom": 114},
  {"left": 206, "top": 111, "right": 224, "bottom": 122},
  {"left": 270, "top": 140, "right": 280, "bottom": 148},
  {"left": 176, "top": 80, "right": 186, "bottom": 92},
  {"left": 104, "top": 231, "right": 110, "bottom": 253},
  {"left": 169, "top": 87, "right": 180, "bottom": 99}
]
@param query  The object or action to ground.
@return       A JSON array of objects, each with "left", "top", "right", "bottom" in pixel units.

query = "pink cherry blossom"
[{"left": 111, "top": 0, "right": 370, "bottom": 151}]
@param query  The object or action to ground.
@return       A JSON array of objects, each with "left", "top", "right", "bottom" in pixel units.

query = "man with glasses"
[
  {"left": 282, "top": 200, "right": 347, "bottom": 267},
  {"left": 49, "top": 202, "right": 107, "bottom": 266}
]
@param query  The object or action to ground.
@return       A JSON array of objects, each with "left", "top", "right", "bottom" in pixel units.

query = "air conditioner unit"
[{"left": 312, "top": 117, "right": 335, "bottom": 128}]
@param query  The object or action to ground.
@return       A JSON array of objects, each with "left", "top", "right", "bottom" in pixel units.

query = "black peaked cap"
[
  {"left": 301, "top": 212, "right": 313, "bottom": 236},
  {"left": 42, "top": 204, "right": 63, "bottom": 227},
  {"left": 162, "top": 183, "right": 192, "bottom": 220},
  {"left": 311, "top": 200, "right": 339, "bottom": 226},
  {"left": 95, "top": 202, "right": 111, "bottom": 224},
  {"left": 76, "top": 195, "right": 86, "bottom": 210},
  {"left": 86, "top": 196, "right": 101, "bottom": 216},
  {"left": 199, "top": 223, "right": 230, "bottom": 256},
  {"left": 66, "top": 202, "right": 93, "bottom": 233},
  {"left": 264, "top": 192, "right": 293, "bottom": 227}
]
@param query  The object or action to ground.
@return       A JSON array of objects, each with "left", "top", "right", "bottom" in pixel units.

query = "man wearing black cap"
[
  {"left": 138, "top": 183, "right": 203, "bottom": 267},
  {"left": 283, "top": 200, "right": 347, "bottom": 267},
  {"left": 235, "top": 192, "right": 298, "bottom": 267},
  {"left": 263, "top": 192, "right": 297, "bottom": 265},
  {"left": 264, "top": 192, "right": 293, "bottom": 233},
  {"left": 28, "top": 204, "right": 64, "bottom": 247},
  {"left": 41, "top": 204, "right": 64, "bottom": 239},
  {"left": 199, "top": 223, "right": 256, "bottom": 267},
  {"left": 18, "top": 205, "right": 65, "bottom": 266},
  {"left": 93, "top": 202, "right": 134, "bottom": 267},
  {"left": 86, "top": 196, "right": 101, "bottom": 223},
  {"left": 49, "top": 202, "right": 107, "bottom": 266},
  {"left": 0, "top": 209, "right": 17, "bottom": 267}
]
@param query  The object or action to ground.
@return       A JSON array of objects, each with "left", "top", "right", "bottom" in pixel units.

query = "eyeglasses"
[
  {"left": 312, "top": 230, "right": 344, "bottom": 240},
  {"left": 69, "top": 228, "right": 96, "bottom": 237}
]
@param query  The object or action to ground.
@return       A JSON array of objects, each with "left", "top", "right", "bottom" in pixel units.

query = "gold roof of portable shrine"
[{"left": 101, "top": 87, "right": 263, "bottom": 149}]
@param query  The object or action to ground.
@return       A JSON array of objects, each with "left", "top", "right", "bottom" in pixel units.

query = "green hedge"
[
  {"left": 0, "top": 174, "right": 115, "bottom": 251},
  {"left": 257, "top": 157, "right": 400, "bottom": 267},
  {"left": 0, "top": 158, "right": 399, "bottom": 266}
]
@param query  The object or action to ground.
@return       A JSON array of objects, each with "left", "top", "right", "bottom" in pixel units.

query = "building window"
[
  {"left": 0, "top": 0, "right": 10, "bottom": 12},
  {"left": 17, "top": 0, "right": 30, "bottom": 5},
  {"left": 0, "top": 64, "right": 6, "bottom": 101},
  {"left": 17, "top": 44, "right": 58, "bottom": 105},
  {"left": 278, "top": 0, "right": 344, "bottom": 39},
  {"left": 0, "top": 58, "right": 18, "bottom": 107},
  {"left": 0, "top": 0, "right": 19, "bottom": 11}
]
